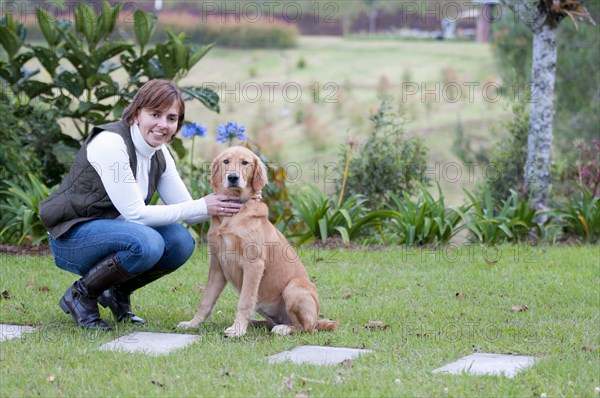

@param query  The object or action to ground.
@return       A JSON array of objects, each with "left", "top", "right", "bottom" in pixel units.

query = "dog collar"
[{"left": 230, "top": 198, "right": 251, "bottom": 205}]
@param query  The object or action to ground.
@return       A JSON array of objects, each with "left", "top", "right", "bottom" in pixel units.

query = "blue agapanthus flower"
[
  {"left": 216, "top": 122, "right": 246, "bottom": 144},
  {"left": 181, "top": 122, "right": 207, "bottom": 138}
]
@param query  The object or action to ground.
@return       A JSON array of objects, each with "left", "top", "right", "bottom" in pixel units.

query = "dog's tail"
[{"left": 315, "top": 319, "right": 339, "bottom": 331}]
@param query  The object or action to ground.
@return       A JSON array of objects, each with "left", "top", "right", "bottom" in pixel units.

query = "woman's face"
[{"left": 134, "top": 103, "right": 180, "bottom": 147}]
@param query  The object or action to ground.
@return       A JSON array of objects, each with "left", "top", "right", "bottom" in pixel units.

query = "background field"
[{"left": 175, "top": 36, "right": 510, "bottom": 204}]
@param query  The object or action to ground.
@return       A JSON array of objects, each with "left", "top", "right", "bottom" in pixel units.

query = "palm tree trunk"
[{"left": 524, "top": 23, "right": 557, "bottom": 210}]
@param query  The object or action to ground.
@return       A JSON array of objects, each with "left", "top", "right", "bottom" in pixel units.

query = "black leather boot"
[
  {"left": 98, "top": 266, "right": 175, "bottom": 324},
  {"left": 59, "top": 254, "right": 133, "bottom": 331}
]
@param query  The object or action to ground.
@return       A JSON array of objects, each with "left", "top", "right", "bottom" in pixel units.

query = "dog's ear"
[
  {"left": 252, "top": 154, "right": 268, "bottom": 193},
  {"left": 211, "top": 155, "right": 222, "bottom": 191}
]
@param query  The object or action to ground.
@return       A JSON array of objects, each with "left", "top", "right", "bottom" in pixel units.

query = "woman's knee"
[
  {"left": 121, "top": 227, "right": 165, "bottom": 273},
  {"left": 154, "top": 224, "right": 195, "bottom": 269}
]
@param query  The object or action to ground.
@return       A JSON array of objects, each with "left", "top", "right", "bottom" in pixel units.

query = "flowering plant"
[
  {"left": 216, "top": 122, "right": 246, "bottom": 146},
  {"left": 181, "top": 122, "right": 207, "bottom": 138},
  {"left": 181, "top": 122, "right": 207, "bottom": 183}
]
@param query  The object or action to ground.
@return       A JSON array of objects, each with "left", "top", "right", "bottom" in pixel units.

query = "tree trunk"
[{"left": 524, "top": 23, "right": 557, "bottom": 211}]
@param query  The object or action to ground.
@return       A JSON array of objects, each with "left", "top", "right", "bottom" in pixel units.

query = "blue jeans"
[{"left": 49, "top": 219, "right": 195, "bottom": 276}]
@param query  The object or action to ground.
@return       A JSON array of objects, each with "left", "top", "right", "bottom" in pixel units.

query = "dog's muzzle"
[{"left": 227, "top": 173, "right": 240, "bottom": 187}]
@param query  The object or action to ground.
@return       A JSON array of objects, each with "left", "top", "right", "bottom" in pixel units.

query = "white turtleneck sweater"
[{"left": 86, "top": 123, "right": 209, "bottom": 226}]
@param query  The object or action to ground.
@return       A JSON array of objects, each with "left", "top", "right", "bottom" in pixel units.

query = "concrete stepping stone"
[
  {"left": 99, "top": 332, "right": 199, "bottom": 355},
  {"left": 432, "top": 353, "right": 536, "bottom": 378},
  {"left": 0, "top": 324, "right": 34, "bottom": 342},
  {"left": 268, "top": 345, "right": 372, "bottom": 366}
]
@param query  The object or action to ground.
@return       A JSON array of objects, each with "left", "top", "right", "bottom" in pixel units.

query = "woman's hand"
[{"left": 204, "top": 193, "right": 242, "bottom": 217}]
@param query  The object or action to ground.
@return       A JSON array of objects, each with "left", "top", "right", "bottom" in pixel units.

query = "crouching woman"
[{"left": 40, "top": 79, "right": 241, "bottom": 331}]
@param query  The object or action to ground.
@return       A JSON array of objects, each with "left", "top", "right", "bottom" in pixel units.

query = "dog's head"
[{"left": 211, "top": 146, "right": 268, "bottom": 199}]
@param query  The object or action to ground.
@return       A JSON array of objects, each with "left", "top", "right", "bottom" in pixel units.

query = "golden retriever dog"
[{"left": 178, "top": 146, "right": 338, "bottom": 337}]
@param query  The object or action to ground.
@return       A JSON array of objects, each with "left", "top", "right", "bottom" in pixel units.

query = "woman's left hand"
[{"left": 204, "top": 193, "right": 243, "bottom": 217}]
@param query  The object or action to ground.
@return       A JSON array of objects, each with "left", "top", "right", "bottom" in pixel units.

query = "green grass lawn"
[{"left": 1, "top": 245, "right": 598, "bottom": 396}]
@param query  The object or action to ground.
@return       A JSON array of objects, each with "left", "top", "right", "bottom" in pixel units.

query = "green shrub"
[
  {"left": 340, "top": 99, "right": 429, "bottom": 204},
  {"left": 0, "top": 100, "right": 79, "bottom": 190},
  {"left": 262, "top": 162, "right": 295, "bottom": 234},
  {"left": 460, "top": 188, "right": 541, "bottom": 244},
  {"left": 0, "top": 3, "right": 219, "bottom": 142},
  {"left": 0, "top": 2, "right": 220, "bottom": 245},
  {"left": 0, "top": 102, "right": 40, "bottom": 189},
  {"left": 156, "top": 13, "right": 298, "bottom": 49},
  {"left": 0, "top": 174, "right": 52, "bottom": 245},
  {"left": 477, "top": 102, "right": 529, "bottom": 207},
  {"left": 383, "top": 184, "right": 470, "bottom": 246},
  {"left": 290, "top": 184, "right": 396, "bottom": 245},
  {"left": 554, "top": 186, "right": 600, "bottom": 243}
]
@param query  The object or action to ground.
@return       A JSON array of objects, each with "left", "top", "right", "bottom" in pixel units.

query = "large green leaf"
[
  {"left": 318, "top": 218, "right": 328, "bottom": 243},
  {"left": 0, "top": 26, "right": 20, "bottom": 59},
  {"left": 36, "top": 8, "right": 58, "bottom": 47},
  {"left": 0, "top": 60, "right": 11, "bottom": 81},
  {"left": 21, "top": 81, "right": 53, "bottom": 99},
  {"left": 97, "top": 60, "right": 120, "bottom": 75},
  {"left": 60, "top": 31, "right": 95, "bottom": 79},
  {"left": 17, "top": 67, "right": 39, "bottom": 86},
  {"left": 338, "top": 209, "right": 352, "bottom": 229},
  {"left": 105, "top": 1, "right": 122, "bottom": 34},
  {"left": 188, "top": 43, "right": 214, "bottom": 70},
  {"left": 13, "top": 52, "right": 34, "bottom": 71},
  {"left": 94, "top": 82, "right": 119, "bottom": 100},
  {"left": 112, "top": 98, "right": 129, "bottom": 119},
  {"left": 74, "top": 3, "right": 99, "bottom": 50},
  {"left": 55, "top": 70, "right": 84, "bottom": 97},
  {"left": 133, "top": 10, "right": 156, "bottom": 50},
  {"left": 95, "top": 1, "right": 121, "bottom": 44},
  {"left": 155, "top": 43, "right": 176, "bottom": 79},
  {"left": 169, "top": 137, "right": 186, "bottom": 160},
  {"left": 166, "top": 30, "right": 188, "bottom": 71},
  {"left": 29, "top": 45, "right": 59, "bottom": 74},
  {"left": 76, "top": 101, "right": 112, "bottom": 115},
  {"left": 334, "top": 226, "right": 350, "bottom": 244},
  {"left": 92, "top": 42, "right": 133, "bottom": 65},
  {"left": 181, "top": 87, "right": 221, "bottom": 114}
]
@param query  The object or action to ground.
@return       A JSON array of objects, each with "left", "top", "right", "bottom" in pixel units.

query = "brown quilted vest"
[{"left": 39, "top": 121, "right": 166, "bottom": 239}]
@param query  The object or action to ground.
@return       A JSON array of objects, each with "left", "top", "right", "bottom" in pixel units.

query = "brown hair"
[{"left": 121, "top": 79, "right": 185, "bottom": 132}]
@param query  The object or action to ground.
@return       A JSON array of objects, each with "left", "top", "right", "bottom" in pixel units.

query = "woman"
[{"left": 40, "top": 79, "right": 242, "bottom": 331}]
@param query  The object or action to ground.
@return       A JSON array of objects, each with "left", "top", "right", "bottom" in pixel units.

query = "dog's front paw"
[
  {"left": 177, "top": 320, "right": 199, "bottom": 329},
  {"left": 224, "top": 322, "right": 248, "bottom": 338},
  {"left": 271, "top": 324, "right": 293, "bottom": 336}
]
